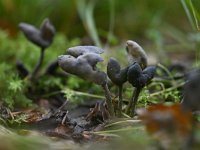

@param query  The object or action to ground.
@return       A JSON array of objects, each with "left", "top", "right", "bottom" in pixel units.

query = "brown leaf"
[{"left": 137, "top": 104, "right": 192, "bottom": 136}]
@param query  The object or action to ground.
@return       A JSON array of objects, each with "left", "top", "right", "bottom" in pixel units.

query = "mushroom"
[
  {"left": 58, "top": 53, "right": 106, "bottom": 85},
  {"left": 126, "top": 40, "right": 148, "bottom": 69},
  {"left": 45, "top": 60, "right": 59, "bottom": 75},
  {"left": 19, "top": 18, "right": 55, "bottom": 49},
  {"left": 58, "top": 46, "right": 114, "bottom": 116},
  {"left": 126, "top": 62, "right": 156, "bottom": 117},
  {"left": 16, "top": 60, "right": 29, "bottom": 78},
  {"left": 19, "top": 18, "right": 55, "bottom": 80},
  {"left": 107, "top": 58, "right": 129, "bottom": 116}
]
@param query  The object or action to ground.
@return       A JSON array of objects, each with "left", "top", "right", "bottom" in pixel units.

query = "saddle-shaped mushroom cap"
[
  {"left": 127, "top": 63, "right": 156, "bottom": 88},
  {"left": 58, "top": 53, "right": 107, "bottom": 85},
  {"left": 107, "top": 58, "right": 128, "bottom": 86},
  {"left": 67, "top": 46, "right": 104, "bottom": 57},
  {"left": 19, "top": 18, "right": 55, "bottom": 49}
]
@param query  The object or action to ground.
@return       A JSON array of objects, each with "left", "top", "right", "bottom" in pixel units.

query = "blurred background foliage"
[
  {"left": 0, "top": 0, "right": 199, "bottom": 40},
  {"left": 1, "top": 0, "right": 200, "bottom": 59}
]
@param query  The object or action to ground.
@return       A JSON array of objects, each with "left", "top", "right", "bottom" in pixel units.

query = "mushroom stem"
[
  {"left": 126, "top": 87, "right": 141, "bottom": 116},
  {"left": 102, "top": 84, "right": 114, "bottom": 116},
  {"left": 30, "top": 48, "right": 45, "bottom": 80},
  {"left": 118, "top": 85, "right": 123, "bottom": 117},
  {"left": 130, "top": 87, "right": 141, "bottom": 117}
]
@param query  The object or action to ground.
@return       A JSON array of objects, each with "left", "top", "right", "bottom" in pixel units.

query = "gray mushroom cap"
[
  {"left": 126, "top": 40, "right": 148, "bottom": 69},
  {"left": 67, "top": 46, "right": 104, "bottom": 57},
  {"left": 58, "top": 53, "right": 107, "bottom": 85},
  {"left": 19, "top": 18, "right": 55, "bottom": 49}
]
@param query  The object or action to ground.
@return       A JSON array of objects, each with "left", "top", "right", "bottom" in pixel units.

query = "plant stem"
[
  {"left": 126, "top": 87, "right": 141, "bottom": 116},
  {"left": 118, "top": 85, "right": 123, "bottom": 117},
  {"left": 102, "top": 84, "right": 114, "bottom": 116},
  {"left": 30, "top": 48, "right": 45, "bottom": 80},
  {"left": 149, "top": 82, "right": 184, "bottom": 97},
  {"left": 157, "top": 63, "right": 176, "bottom": 85},
  {"left": 93, "top": 126, "right": 143, "bottom": 134},
  {"left": 76, "top": 0, "right": 102, "bottom": 47}
]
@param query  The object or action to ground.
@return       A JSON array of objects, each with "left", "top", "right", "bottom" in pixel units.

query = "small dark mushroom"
[
  {"left": 19, "top": 18, "right": 55, "bottom": 49},
  {"left": 45, "top": 60, "right": 59, "bottom": 75},
  {"left": 16, "top": 60, "right": 29, "bottom": 78},
  {"left": 19, "top": 18, "right": 55, "bottom": 80},
  {"left": 126, "top": 62, "right": 156, "bottom": 116},
  {"left": 58, "top": 47, "right": 114, "bottom": 116},
  {"left": 107, "top": 58, "right": 129, "bottom": 116},
  {"left": 126, "top": 40, "right": 148, "bottom": 69}
]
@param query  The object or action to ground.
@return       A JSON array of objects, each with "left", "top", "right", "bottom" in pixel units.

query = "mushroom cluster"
[
  {"left": 107, "top": 40, "right": 156, "bottom": 117},
  {"left": 58, "top": 46, "right": 114, "bottom": 116},
  {"left": 58, "top": 40, "right": 156, "bottom": 118}
]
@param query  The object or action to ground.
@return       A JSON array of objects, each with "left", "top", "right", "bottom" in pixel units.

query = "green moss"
[{"left": 0, "top": 63, "right": 31, "bottom": 108}]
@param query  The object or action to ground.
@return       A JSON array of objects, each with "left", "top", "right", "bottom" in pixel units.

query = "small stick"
[{"left": 53, "top": 100, "right": 68, "bottom": 116}]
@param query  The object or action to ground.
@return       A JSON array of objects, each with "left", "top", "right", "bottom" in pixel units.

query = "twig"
[
  {"left": 42, "top": 89, "right": 105, "bottom": 99},
  {"left": 92, "top": 126, "right": 144, "bottom": 134},
  {"left": 53, "top": 100, "right": 68, "bottom": 116},
  {"left": 105, "top": 119, "right": 142, "bottom": 128}
]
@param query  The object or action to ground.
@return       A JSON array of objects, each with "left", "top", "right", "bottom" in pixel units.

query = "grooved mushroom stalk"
[
  {"left": 118, "top": 85, "right": 123, "bottom": 116},
  {"left": 126, "top": 87, "right": 141, "bottom": 117},
  {"left": 30, "top": 48, "right": 45, "bottom": 80},
  {"left": 102, "top": 84, "right": 115, "bottom": 116}
]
